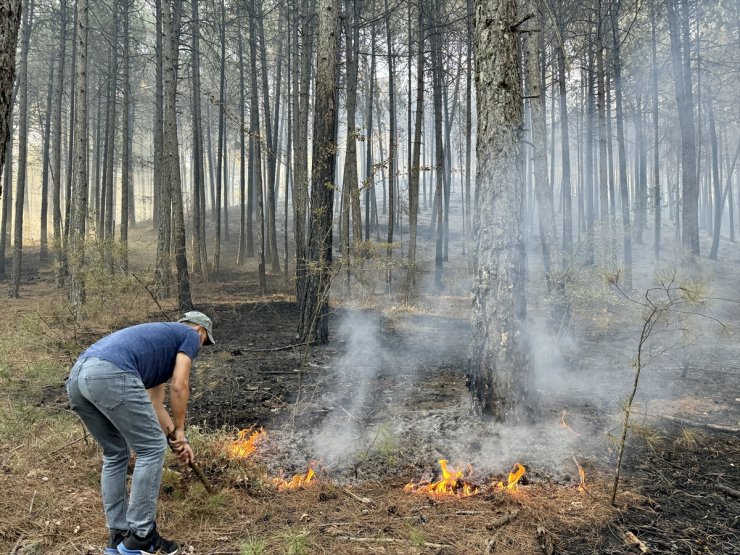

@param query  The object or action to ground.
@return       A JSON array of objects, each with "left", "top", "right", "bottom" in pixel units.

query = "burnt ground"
[{"left": 1, "top": 214, "right": 739, "bottom": 554}]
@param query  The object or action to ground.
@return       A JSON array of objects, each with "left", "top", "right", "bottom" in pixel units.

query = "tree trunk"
[
  {"left": 406, "top": 0, "right": 424, "bottom": 288},
  {"left": 384, "top": 0, "right": 396, "bottom": 288},
  {"left": 40, "top": 55, "right": 55, "bottom": 263},
  {"left": 298, "top": 0, "right": 339, "bottom": 344},
  {"left": 152, "top": 0, "right": 163, "bottom": 231},
  {"left": 163, "top": 0, "right": 190, "bottom": 310},
  {"left": 667, "top": 0, "right": 699, "bottom": 258},
  {"left": 51, "top": 0, "right": 67, "bottom": 286},
  {"left": 469, "top": 0, "right": 534, "bottom": 421},
  {"left": 524, "top": 1, "right": 559, "bottom": 294},
  {"left": 431, "top": 0, "right": 444, "bottom": 288},
  {"left": 154, "top": 0, "right": 173, "bottom": 298},
  {"left": 191, "top": 0, "right": 208, "bottom": 278},
  {"left": 257, "top": 5, "right": 280, "bottom": 272},
  {"left": 249, "top": 0, "right": 267, "bottom": 292},
  {"left": 584, "top": 38, "right": 595, "bottom": 264},
  {"left": 9, "top": 0, "right": 32, "bottom": 298},
  {"left": 651, "top": 4, "right": 661, "bottom": 259},
  {"left": 0, "top": 0, "right": 21, "bottom": 192},
  {"left": 120, "top": 0, "right": 131, "bottom": 271},
  {"left": 556, "top": 42, "right": 572, "bottom": 255},
  {"left": 237, "top": 7, "right": 247, "bottom": 266},
  {"left": 364, "top": 5, "right": 376, "bottom": 243},
  {"left": 69, "top": 0, "right": 88, "bottom": 318},
  {"left": 212, "top": 0, "right": 226, "bottom": 274},
  {"left": 611, "top": 3, "right": 632, "bottom": 289},
  {"left": 707, "top": 105, "right": 721, "bottom": 260}
]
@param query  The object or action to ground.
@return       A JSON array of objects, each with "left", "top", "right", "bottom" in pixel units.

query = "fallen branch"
[
  {"left": 342, "top": 487, "right": 373, "bottom": 505},
  {"left": 624, "top": 530, "right": 651, "bottom": 554},
  {"left": 230, "top": 342, "right": 311, "bottom": 354},
  {"left": 658, "top": 414, "right": 739, "bottom": 433},
  {"left": 717, "top": 483, "right": 740, "bottom": 499},
  {"left": 456, "top": 510, "right": 483, "bottom": 515},
  {"left": 486, "top": 509, "right": 520, "bottom": 530},
  {"left": 341, "top": 537, "right": 451, "bottom": 549},
  {"left": 48, "top": 435, "right": 85, "bottom": 456}
]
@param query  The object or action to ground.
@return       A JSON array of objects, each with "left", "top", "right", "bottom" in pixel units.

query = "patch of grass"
[
  {"left": 240, "top": 535, "right": 268, "bottom": 555},
  {"left": 277, "top": 528, "right": 311, "bottom": 555}
]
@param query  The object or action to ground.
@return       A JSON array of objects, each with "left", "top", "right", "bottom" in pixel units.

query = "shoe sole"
[{"left": 117, "top": 545, "right": 178, "bottom": 555}]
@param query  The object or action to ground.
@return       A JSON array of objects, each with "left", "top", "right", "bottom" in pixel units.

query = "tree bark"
[
  {"left": 298, "top": 0, "right": 339, "bottom": 344},
  {"left": 469, "top": 0, "right": 534, "bottom": 421},
  {"left": 191, "top": 0, "right": 208, "bottom": 277},
  {"left": 39, "top": 56, "right": 55, "bottom": 263},
  {"left": 9, "top": 0, "right": 33, "bottom": 298},
  {"left": 51, "top": 0, "right": 67, "bottom": 286},
  {"left": 0, "top": 0, "right": 21, "bottom": 195},
  {"left": 69, "top": 0, "right": 88, "bottom": 318},
  {"left": 121, "top": 0, "right": 131, "bottom": 271}
]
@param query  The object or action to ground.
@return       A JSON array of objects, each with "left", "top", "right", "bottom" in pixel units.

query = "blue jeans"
[{"left": 66, "top": 357, "right": 167, "bottom": 538}]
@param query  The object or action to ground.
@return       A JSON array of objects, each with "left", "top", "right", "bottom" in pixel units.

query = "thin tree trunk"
[
  {"left": 431, "top": 0, "right": 444, "bottom": 288},
  {"left": 651, "top": 4, "right": 661, "bottom": 259},
  {"left": 212, "top": 0, "right": 226, "bottom": 273},
  {"left": 611, "top": 3, "right": 632, "bottom": 289},
  {"left": 40, "top": 55, "right": 55, "bottom": 263},
  {"left": 384, "top": 0, "right": 396, "bottom": 288},
  {"left": 68, "top": 0, "right": 88, "bottom": 318},
  {"left": 152, "top": 0, "right": 163, "bottom": 230},
  {"left": 191, "top": 0, "right": 208, "bottom": 278},
  {"left": 9, "top": 0, "right": 33, "bottom": 298},
  {"left": 557, "top": 41, "right": 572, "bottom": 255},
  {"left": 121, "top": 0, "right": 131, "bottom": 271},
  {"left": 249, "top": 0, "right": 266, "bottom": 291},
  {"left": 407, "top": 0, "right": 424, "bottom": 288},
  {"left": 51, "top": 0, "right": 67, "bottom": 286},
  {"left": 237, "top": 8, "right": 247, "bottom": 266}
]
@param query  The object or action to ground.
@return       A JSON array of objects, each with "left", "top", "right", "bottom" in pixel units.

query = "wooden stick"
[
  {"left": 658, "top": 414, "right": 739, "bottom": 433},
  {"left": 342, "top": 487, "right": 373, "bottom": 505},
  {"left": 341, "top": 537, "right": 451, "bottom": 549},
  {"left": 486, "top": 509, "right": 520, "bottom": 530},
  {"left": 717, "top": 483, "right": 740, "bottom": 499},
  {"left": 167, "top": 432, "right": 215, "bottom": 493},
  {"left": 624, "top": 530, "right": 651, "bottom": 554}
]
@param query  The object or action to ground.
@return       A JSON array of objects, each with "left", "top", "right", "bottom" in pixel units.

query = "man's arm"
[
  {"left": 170, "top": 351, "right": 192, "bottom": 432},
  {"left": 147, "top": 383, "right": 174, "bottom": 433}
]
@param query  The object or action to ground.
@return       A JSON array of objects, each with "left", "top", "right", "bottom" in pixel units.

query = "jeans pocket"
[{"left": 85, "top": 374, "right": 126, "bottom": 411}]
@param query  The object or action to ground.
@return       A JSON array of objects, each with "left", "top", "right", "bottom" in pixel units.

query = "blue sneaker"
[
  {"left": 104, "top": 530, "right": 126, "bottom": 555},
  {"left": 117, "top": 525, "right": 178, "bottom": 555}
]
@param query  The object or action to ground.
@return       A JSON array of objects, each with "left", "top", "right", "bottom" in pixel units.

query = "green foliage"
[
  {"left": 277, "top": 528, "right": 311, "bottom": 555},
  {"left": 240, "top": 536, "right": 268, "bottom": 555}
]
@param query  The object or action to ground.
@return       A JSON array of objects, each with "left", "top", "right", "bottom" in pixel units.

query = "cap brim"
[{"left": 205, "top": 330, "right": 215, "bottom": 345}]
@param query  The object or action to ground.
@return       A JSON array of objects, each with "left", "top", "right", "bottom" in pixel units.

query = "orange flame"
[
  {"left": 495, "top": 463, "right": 526, "bottom": 493},
  {"left": 560, "top": 409, "right": 572, "bottom": 431},
  {"left": 227, "top": 428, "right": 266, "bottom": 459},
  {"left": 404, "top": 459, "right": 479, "bottom": 497},
  {"left": 573, "top": 457, "right": 587, "bottom": 493},
  {"left": 272, "top": 467, "right": 316, "bottom": 491}
]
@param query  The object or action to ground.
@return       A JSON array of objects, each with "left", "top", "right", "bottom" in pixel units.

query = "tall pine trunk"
[{"left": 469, "top": 0, "right": 534, "bottom": 421}]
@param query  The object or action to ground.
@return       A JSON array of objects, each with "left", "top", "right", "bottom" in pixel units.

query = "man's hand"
[{"left": 167, "top": 429, "right": 195, "bottom": 465}]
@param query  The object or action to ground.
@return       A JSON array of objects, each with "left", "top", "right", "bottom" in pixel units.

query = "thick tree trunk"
[
  {"left": 162, "top": 0, "right": 191, "bottom": 310},
  {"left": 298, "top": 0, "right": 339, "bottom": 344},
  {"left": 0, "top": 0, "right": 21, "bottom": 193},
  {"left": 431, "top": 0, "right": 444, "bottom": 287},
  {"left": 40, "top": 56, "right": 55, "bottom": 263},
  {"left": 469, "top": 0, "right": 534, "bottom": 421}
]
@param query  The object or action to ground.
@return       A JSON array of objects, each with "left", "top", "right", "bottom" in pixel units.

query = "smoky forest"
[{"left": 0, "top": 0, "right": 738, "bottom": 552}]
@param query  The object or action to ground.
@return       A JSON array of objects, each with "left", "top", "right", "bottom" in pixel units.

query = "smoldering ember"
[{"left": 0, "top": 0, "right": 738, "bottom": 553}]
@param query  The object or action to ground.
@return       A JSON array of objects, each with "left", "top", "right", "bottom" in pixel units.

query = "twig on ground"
[
  {"left": 456, "top": 510, "right": 483, "bottom": 515},
  {"left": 717, "top": 483, "right": 740, "bottom": 499},
  {"left": 48, "top": 435, "right": 85, "bottom": 455},
  {"left": 624, "top": 530, "right": 651, "bottom": 553},
  {"left": 486, "top": 509, "right": 520, "bottom": 530},
  {"left": 231, "top": 342, "right": 312, "bottom": 353},
  {"left": 28, "top": 490, "right": 37, "bottom": 514},
  {"left": 658, "top": 414, "right": 739, "bottom": 433},
  {"left": 341, "top": 537, "right": 451, "bottom": 549},
  {"left": 342, "top": 487, "right": 373, "bottom": 505}
]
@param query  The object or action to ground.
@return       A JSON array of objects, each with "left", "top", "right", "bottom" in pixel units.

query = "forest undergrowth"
[{"left": 0, "top": 215, "right": 738, "bottom": 554}]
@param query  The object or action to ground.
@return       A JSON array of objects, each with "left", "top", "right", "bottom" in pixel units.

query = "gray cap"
[{"left": 178, "top": 311, "right": 215, "bottom": 345}]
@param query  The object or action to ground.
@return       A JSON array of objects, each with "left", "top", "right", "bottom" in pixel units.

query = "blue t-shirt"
[{"left": 81, "top": 322, "right": 201, "bottom": 388}]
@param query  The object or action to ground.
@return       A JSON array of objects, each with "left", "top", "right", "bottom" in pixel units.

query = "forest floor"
[{"left": 0, "top": 205, "right": 738, "bottom": 554}]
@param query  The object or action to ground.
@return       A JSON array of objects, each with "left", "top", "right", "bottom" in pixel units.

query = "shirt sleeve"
[{"left": 178, "top": 328, "right": 201, "bottom": 360}]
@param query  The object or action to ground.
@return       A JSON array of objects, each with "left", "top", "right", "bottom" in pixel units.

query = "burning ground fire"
[
  {"left": 404, "top": 460, "right": 527, "bottom": 498},
  {"left": 226, "top": 428, "right": 317, "bottom": 491},
  {"left": 404, "top": 459, "right": 479, "bottom": 497},
  {"left": 226, "top": 428, "right": 586, "bottom": 497}
]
